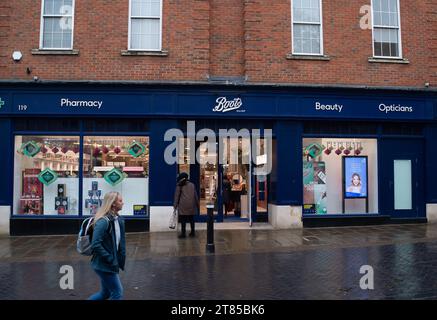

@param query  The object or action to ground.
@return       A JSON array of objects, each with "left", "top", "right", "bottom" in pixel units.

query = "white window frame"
[
  {"left": 371, "top": 0, "right": 403, "bottom": 59},
  {"left": 291, "top": 0, "right": 324, "bottom": 56},
  {"left": 128, "top": 0, "right": 163, "bottom": 51},
  {"left": 39, "top": 0, "right": 75, "bottom": 50}
]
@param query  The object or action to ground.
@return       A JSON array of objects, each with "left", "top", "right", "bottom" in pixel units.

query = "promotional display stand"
[{"left": 342, "top": 156, "right": 369, "bottom": 213}]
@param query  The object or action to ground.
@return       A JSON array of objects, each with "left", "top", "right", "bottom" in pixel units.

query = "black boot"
[
  {"left": 189, "top": 217, "right": 195, "bottom": 237},
  {"left": 179, "top": 221, "right": 186, "bottom": 238}
]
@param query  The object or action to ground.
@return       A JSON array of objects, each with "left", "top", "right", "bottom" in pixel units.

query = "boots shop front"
[{"left": 0, "top": 83, "right": 436, "bottom": 236}]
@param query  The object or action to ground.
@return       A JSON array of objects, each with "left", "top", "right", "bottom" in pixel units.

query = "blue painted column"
[
  {"left": 272, "top": 121, "right": 303, "bottom": 206},
  {"left": 0, "top": 119, "right": 12, "bottom": 206},
  {"left": 149, "top": 119, "right": 179, "bottom": 206}
]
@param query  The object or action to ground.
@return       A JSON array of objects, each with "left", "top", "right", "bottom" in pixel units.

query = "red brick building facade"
[
  {"left": 1, "top": 0, "right": 436, "bottom": 87},
  {"left": 1, "top": 1, "right": 437, "bottom": 235}
]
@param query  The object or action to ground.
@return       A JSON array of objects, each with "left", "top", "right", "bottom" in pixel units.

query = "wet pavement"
[{"left": 1, "top": 223, "right": 437, "bottom": 300}]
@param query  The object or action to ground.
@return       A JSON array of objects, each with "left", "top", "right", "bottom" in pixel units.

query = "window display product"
[
  {"left": 303, "top": 204, "right": 316, "bottom": 214},
  {"left": 305, "top": 143, "right": 324, "bottom": 159},
  {"left": 303, "top": 161, "right": 315, "bottom": 207},
  {"left": 22, "top": 168, "right": 43, "bottom": 198},
  {"left": 303, "top": 161, "right": 327, "bottom": 214},
  {"left": 21, "top": 168, "right": 43, "bottom": 214},
  {"left": 85, "top": 181, "right": 102, "bottom": 215},
  {"left": 55, "top": 184, "right": 68, "bottom": 214},
  {"left": 314, "top": 184, "right": 327, "bottom": 214},
  {"left": 133, "top": 205, "right": 149, "bottom": 217},
  {"left": 313, "top": 162, "right": 327, "bottom": 184}
]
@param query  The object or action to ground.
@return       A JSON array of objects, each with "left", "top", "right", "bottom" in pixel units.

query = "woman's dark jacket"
[
  {"left": 173, "top": 181, "right": 199, "bottom": 216},
  {"left": 91, "top": 214, "right": 126, "bottom": 273},
  {"left": 222, "top": 179, "right": 231, "bottom": 204}
]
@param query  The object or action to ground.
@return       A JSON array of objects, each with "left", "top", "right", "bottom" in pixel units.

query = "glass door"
[
  {"left": 253, "top": 174, "right": 268, "bottom": 221},
  {"left": 251, "top": 138, "right": 269, "bottom": 222},
  {"left": 198, "top": 141, "right": 220, "bottom": 221},
  {"left": 221, "top": 137, "right": 251, "bottom": 223}
]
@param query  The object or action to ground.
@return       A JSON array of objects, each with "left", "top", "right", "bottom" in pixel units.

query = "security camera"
[
  {"left": 12, "top": 51, "right": 22, "bottom": 61},
  {"left": 425, "top": 82, "right": 430, "bottom": 88},
  {"left": 33, "top": 76, "right": 39, "bottom": 81}
]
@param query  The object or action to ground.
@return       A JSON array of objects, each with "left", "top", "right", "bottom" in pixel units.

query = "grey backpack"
[{"left": 76, "top": 216, "right": 110, "bottom": 256}]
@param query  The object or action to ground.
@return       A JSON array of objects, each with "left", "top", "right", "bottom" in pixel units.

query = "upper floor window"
[
  {"left": 40, "top": 0, "right": 75, "bottom": 49},
  {"left": 129, "top": 0, "right": 162, "bottom": 51},
  {"left": 292, "top": 0, "right": 323, "bottom": 55},
  {"left": 372, "top": 0, "right": 402, "bottom": 58}
]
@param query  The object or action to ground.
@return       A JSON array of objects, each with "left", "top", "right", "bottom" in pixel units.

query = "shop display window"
[
  {"left": 13, "top": 136, "right": 80, "bottom": 215},
  {"left": 302, "top": 138, "right": 378, "bottom": 215},
  {"left": 83, "top": 136, "right": 149, "bottom": 216}
]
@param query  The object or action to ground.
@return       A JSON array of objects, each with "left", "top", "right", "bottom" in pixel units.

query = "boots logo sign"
[{"left": 212, "top": 97, "right": 244, "bottom": 113}]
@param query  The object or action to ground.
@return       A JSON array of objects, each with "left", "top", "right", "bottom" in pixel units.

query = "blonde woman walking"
[{"left": 88, "top": 191, "right": 126, "bottom": 300}]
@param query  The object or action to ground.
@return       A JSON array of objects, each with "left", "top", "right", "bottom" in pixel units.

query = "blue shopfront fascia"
[
  {"left": 0, "top": 85, "right": 435, "bottom": 220},
  {"left": 0, "top": 87, "right": 434, "bottom": 120}
]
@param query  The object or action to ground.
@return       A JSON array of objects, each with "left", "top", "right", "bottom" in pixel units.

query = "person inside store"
[
  {"left": 173, "top": 172, "right": 199, "bottom": 238},
  {"left": 347, "top": 173, "right": 362, "bottom": 196},
  {"left": 88, "top": 191, "right": 126, "bottom": 300},
  {"left": 222, "top": 175, "right": 232, "bottom": 216},
  {"left": 231, "top": 173, "right": 243, "bottom": 217}
]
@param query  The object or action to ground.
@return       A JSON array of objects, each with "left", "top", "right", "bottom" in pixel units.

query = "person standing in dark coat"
[
  {"left": 222, "top": 175, "right": 232, "bottom": 216},
  {"left": 173, "top": 172, "right": 199, "bottom": 238}
]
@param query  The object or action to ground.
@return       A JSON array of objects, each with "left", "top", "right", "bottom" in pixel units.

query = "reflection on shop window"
[
  {"left": 83, "top": 136, "right": 149, "bottom": 216},
  {"left": 302, "top": 138, "right": 378, "bottom": 215},
  {"left": 14, "top": 136, "right": 80, "bottom": 215}
]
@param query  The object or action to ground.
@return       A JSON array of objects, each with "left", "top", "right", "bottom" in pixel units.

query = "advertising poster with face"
[{"left": 344, "top": 157, "right": 368, "bottom": 198}]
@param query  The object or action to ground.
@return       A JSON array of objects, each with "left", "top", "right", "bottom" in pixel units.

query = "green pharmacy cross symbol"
[
  {"left": 0, "top": 98, "right": 4, "bottom": 109},
  {"left": 128, "top": 141, "right": 146, "bottom": 158},
  {"left": 38, "top": 168, "right": 58, "bottom": 186},
  {"left": 21, "top": 141, "right": 41, "bottom": 158},
  {"left": 104, "top": 168, "right": 125, "bottom": 186}
]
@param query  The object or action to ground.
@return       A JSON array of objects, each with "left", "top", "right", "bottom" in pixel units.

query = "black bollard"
[{"left": 206, "top": 204, "right": 215, "bottom": 253}]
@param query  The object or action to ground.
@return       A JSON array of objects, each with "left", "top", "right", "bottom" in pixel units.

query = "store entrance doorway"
[
  {"left": 196, "top": 137, "right": 252, "bottom": 223},
  {"left": 179, "top": 135, "right": 269, "bottom": 225}
]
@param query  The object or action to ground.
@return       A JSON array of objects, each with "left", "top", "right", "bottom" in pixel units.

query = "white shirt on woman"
[{"left": 114, "top": 216, "right": 121, "bottom": 250}]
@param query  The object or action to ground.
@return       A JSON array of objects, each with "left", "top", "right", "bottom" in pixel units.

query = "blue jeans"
[{"left": 88, "top": 269, "right": 123, "bottom": 300}]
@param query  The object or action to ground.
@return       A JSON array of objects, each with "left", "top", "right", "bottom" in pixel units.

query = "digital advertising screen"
[{"left": 344, "top": 156, "right": 368, "bottom": 199}]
